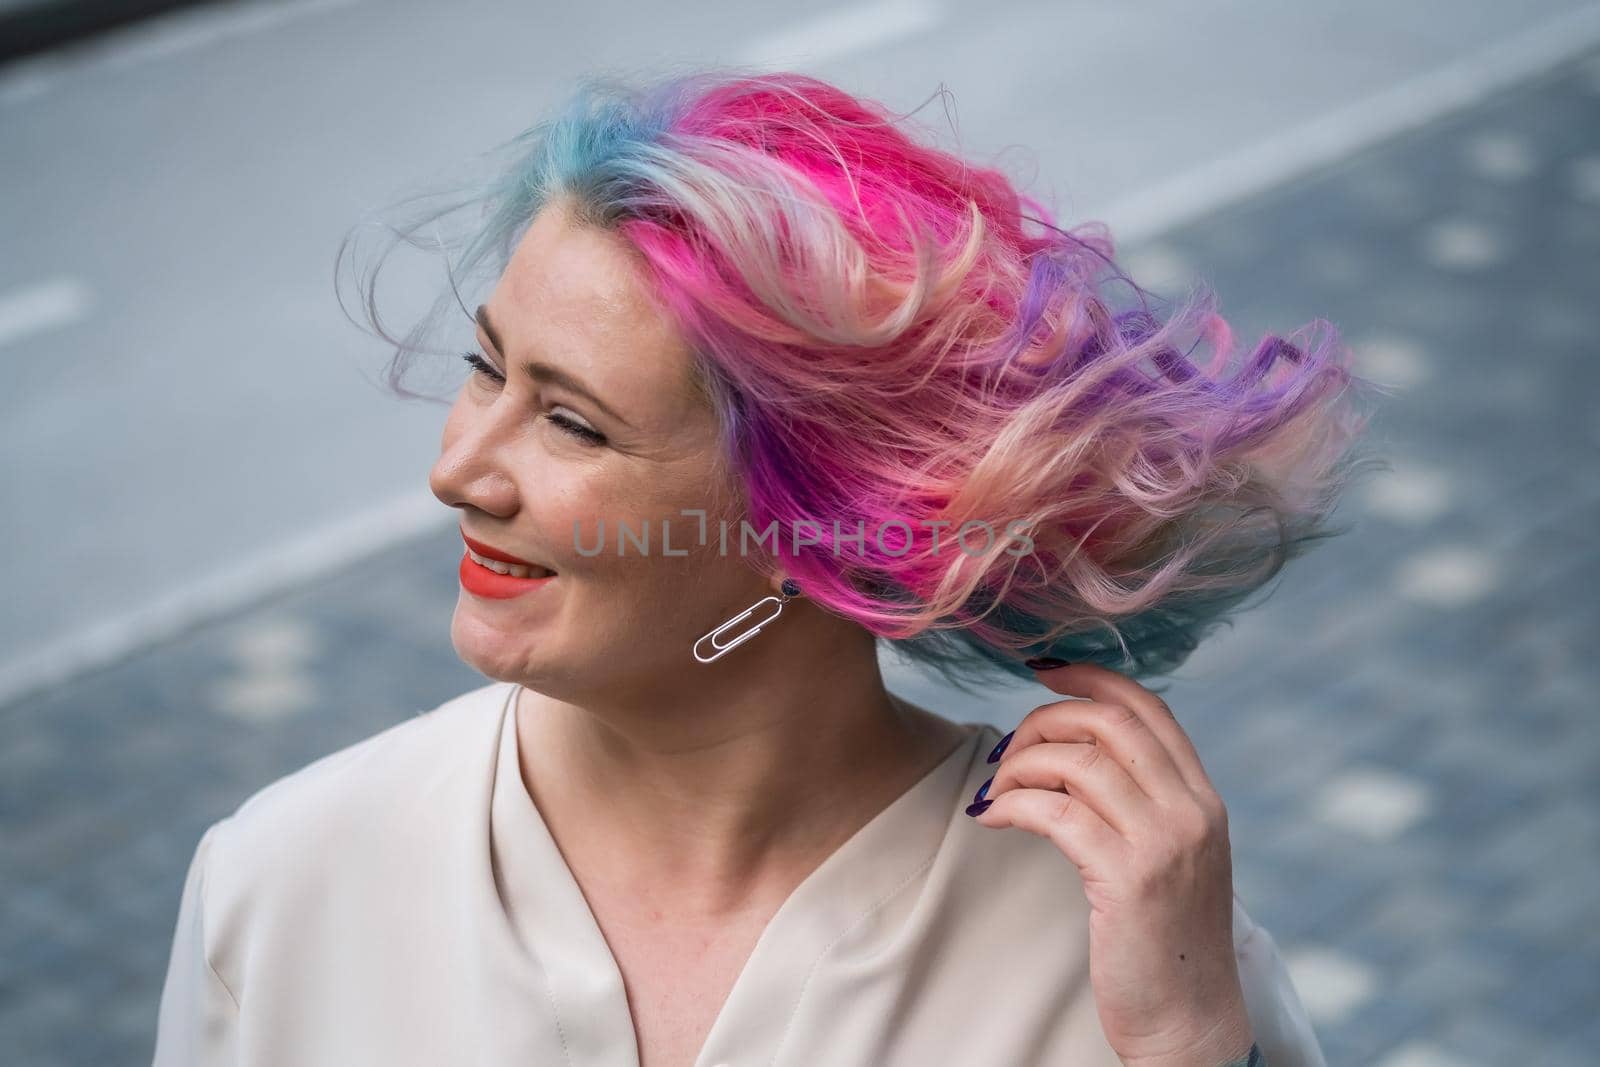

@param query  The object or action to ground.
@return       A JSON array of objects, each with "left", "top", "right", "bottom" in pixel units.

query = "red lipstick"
[{"left": 458, "top": 530, "right": 556, "bottom": 600}]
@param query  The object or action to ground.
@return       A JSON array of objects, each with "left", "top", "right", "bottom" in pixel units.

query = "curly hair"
[{"left": 336, "top": 66, "right": 1389, "bottom": 695}]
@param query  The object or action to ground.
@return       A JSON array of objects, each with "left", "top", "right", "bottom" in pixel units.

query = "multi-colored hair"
[{"left": 340, "top": 68, "right": 1389, "bottom": 694}]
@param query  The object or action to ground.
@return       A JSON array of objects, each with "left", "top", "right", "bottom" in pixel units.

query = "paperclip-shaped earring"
[{"left": 693, "top": 577, "right": 802, "bottom": 663}]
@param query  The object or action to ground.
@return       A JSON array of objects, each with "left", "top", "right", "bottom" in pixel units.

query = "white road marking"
[
  {"left": 209, "top": 617, "right": 323, "bottom": 723},
  {"left": 1362, "top": 459, "right": 1455, "bottom": 526},
  {"left": 1309, "top": 766, "right": 1434, "bottom": 841},
  {"left": 0, "top": 278, "right": 91, "bottom": 350},
  {"left": 1353, "top": 333, "right": 1433, "bottom": 391},
  {"left": 226, "top": 617, "right": 319, "bottom": 671},
  {"left": 1463, "top": 131, "right": 1538, "bottom": 181},
  {"left": 1394, "top": 546, "right": 1500, "bottom": 607},
  {"left": 1115, "top": 243, "right": 1196, "bottom": 297},
  {"left": 0, "top": 490, "right": 451, "bottom": 710},
  {"left": 1106, "top": 3, "right": 1600, "bottom": 243},
  {"left": 211, "top": 668, "right": 319, "bottom": 724},
  {"left": 1281, "top": 945, "right": 1380, "bottom": 1025},
  {"left": 1377, "top": 1042, "right": 1480, "bottom": 1067},
  {"left": 1420, "top": 218, "right": 1505, "bottom": 270}
]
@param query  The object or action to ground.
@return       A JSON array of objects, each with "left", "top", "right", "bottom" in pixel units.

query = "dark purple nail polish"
[
  {"left": 986, "top": 730, "right": 1013, "bottom": 764},
  {"left": 965, "top": 799, "right": 993, "bottom": 817},
  {"left": 972, "top": 776, "right": 992, "bottom": 804},
  {"left": 1025, "top": 656, "right": 1071, "bottom": 670}
]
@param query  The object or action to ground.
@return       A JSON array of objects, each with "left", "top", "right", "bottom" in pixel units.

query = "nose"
[{"left": 429, "top": 400, "right": 519, "bottom": 518}]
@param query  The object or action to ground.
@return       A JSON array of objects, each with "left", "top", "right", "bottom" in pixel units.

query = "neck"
[{"left": 513, "top": 611, "right": 972, "bottom": 920}]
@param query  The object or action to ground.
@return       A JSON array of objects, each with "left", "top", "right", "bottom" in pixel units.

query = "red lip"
[
  {"left": 457, "top": 553, "right": 555, "bottom": 599},
  {"left": 457, "top": 529, "right": 557, "bottom": 600},
  {"left": 461, "top": 530, "right": 547, "bottom": 569}
]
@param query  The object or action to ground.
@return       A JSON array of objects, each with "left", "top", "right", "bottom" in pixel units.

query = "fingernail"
[
  {"left": 972, "top": 776, "right": 993, "bottom": 804},
  {"left": 965, "top": 799, "right": 993, "bottom": 817},
  {"left": 1025, "top": 656, "right": 1071, "bottom": 670},
  {"left": 986, "top": 730, "right": 1013, "bottom": 764}
]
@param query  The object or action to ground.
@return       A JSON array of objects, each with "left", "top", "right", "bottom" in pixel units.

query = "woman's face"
[{"left": 429, "top": 199, "right": 759, "bottom": 695}]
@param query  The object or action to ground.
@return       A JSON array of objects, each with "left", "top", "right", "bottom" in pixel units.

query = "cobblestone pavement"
[{"left": 4, "top": 49, "right": 1598, "bottom": 1067}]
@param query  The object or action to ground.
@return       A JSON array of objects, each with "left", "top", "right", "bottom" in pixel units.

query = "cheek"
[
  {"left": 529, "top": 465, "right": 634, "bottom": 575},
  {"left": 540, "top": 466, "right": 744, "bottom": 590}
]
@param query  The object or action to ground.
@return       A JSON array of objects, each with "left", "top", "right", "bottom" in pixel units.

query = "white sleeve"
[
  {"left": 152, "top": 823, "right": 239, "bottom": 1066},
  {"left": 1233, "top": 892, "right": 1327, "bottom": 1067}
]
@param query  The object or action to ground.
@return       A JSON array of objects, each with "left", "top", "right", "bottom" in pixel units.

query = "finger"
[
  {"left": 1027, "top": 662, "right": 1215, "bottom": 796},
  {"left": 973, "top": 784, "right": 1130, "bottom": 876},
  {"left": 988, "top": 738, "right": 1151, "bottom": 837},
  {"left": 1019, "top": 698, "right": 1191, "bottom": 807}
]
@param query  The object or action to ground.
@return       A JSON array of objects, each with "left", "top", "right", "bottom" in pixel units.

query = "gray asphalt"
[
  {"left": 3, "top": 0, "right": 1596, "bottom": 703},
  {"left": 4, "top": 3, "right": 1600, "bottom": 1065}
]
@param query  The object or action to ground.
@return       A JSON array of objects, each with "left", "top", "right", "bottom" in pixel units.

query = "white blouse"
[{"left": 153, "top": 680, "right": 1326, "bottom": 1066}]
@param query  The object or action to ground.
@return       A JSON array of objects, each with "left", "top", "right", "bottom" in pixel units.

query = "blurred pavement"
[
  {"left": 4, "top": 0, "right": 1599, "bottom": 704},
  {"left": 3, "top": 4, "right": 1599, "bottom": 1065}
]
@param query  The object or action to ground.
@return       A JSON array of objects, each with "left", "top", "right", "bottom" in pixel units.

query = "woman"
[{"left": 154, "top": 69, "right": 1381, "bottom": 1066}]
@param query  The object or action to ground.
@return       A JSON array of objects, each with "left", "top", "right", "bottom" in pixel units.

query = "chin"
[{"left": 449, "top": 603, "right": 553, "bottom": 684}]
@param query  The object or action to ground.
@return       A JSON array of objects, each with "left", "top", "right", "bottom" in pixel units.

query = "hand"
[{"left": 969, "top": 660, "right": 1256, "bottom": 1067}]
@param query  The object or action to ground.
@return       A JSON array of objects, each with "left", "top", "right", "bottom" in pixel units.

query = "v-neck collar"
[{"left": 487, "top": 682, "right": 984, "bottom": 1067}]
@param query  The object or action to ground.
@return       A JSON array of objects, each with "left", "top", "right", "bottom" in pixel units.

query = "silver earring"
[{"left": 693, "top": 577, "right": 802, "bottom": 663}]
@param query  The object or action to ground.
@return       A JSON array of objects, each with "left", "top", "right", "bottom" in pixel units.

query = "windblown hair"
[{"left": 338, "top": 67, "right": 1389, "bottom": 694}]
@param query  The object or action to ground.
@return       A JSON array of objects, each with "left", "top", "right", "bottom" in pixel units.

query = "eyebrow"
[{"left": 475, "top": 304, "right": 634, "bottom": 429}]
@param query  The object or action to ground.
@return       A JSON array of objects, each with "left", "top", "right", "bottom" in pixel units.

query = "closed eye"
[
  {"left": 462, "top": 349, "right": 504, "bottom": 383},
  {"left": 543, "top": 411, "right": 607, "bottom": 446},
  {"left": 460, "top": 350, "right": 608, "bottom": 447}
]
